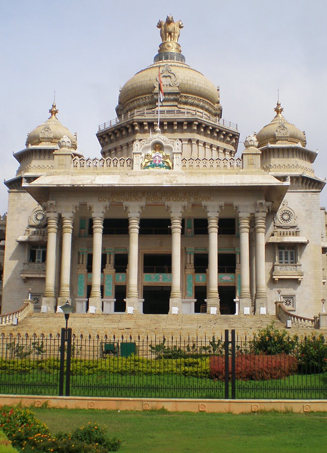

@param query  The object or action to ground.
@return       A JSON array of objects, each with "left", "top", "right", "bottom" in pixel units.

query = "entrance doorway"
[
  {"left": 219, "top": 286, "right": 236, "bottom": 314},
  {"left": 115, "top": 286, "right": 126, "bottom": 312},
  {"left": 143, "top": 286, "right": 170, "bottom": 314},
  {"left": 194, "top": 286, "right": 207, "bottom": 313}
]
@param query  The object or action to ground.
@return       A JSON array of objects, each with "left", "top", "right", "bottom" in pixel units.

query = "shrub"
[
  {"left": 209, "top": 353, "right": 298, "bottom": 381},
  {"left": 250, "top": 322, "right": 298, "bottom": 355},
  {"left": 70, "top": 422, "right": 121, "bottom": 451},
  {"left": 25, "top": 431, "right": 121, "bottom": 452},
  {"left": 296, "top": 334, "right": 327, "bottom": 373},
  {"left": 0, "top": 406, "right": 49, "bottom": 447}
]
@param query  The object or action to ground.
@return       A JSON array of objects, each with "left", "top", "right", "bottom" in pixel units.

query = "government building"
[{"left": 2, "top": 17, "right": 327, "bottom": 324}]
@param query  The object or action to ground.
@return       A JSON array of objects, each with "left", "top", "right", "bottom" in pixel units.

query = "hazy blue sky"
[{"left": 1, "top": 0, "right": 327, "bottom": 214}]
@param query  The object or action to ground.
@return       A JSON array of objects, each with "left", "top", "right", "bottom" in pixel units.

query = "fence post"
[
  {"left": 224, "top": 330, "right": 229, "bottom": 399},
  {"left": 59, "top": 327, "right": 72, "bottom": 397},
  {"left": 59, "top": 328, "right": 65, "bottom": 396},
  {"left": 231, "top": 330, "right": 236, "bottom": 399},
  {"left": 65, "top": 328, "right": 72, "bottom": 396}
]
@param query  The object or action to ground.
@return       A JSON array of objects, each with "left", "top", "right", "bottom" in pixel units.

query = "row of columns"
[{"left": 41, "top": 201, "right": 270, "bottom": 315}]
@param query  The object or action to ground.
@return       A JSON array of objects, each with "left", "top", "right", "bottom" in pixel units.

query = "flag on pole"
[{"left": 158, "top": 68, "right": 164, "bottom": 102}]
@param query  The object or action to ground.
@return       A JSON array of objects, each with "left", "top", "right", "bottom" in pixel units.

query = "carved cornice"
[{"left": 262, "top": 163, "right": 314, "bottom": 175}]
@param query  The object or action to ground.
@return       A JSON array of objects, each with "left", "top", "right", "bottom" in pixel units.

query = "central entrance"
[{"left": 143, "top": 286, "right": 170, "bottom": 314}]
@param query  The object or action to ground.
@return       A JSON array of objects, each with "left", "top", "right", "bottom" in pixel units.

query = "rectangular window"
[
  {"left": 115, "top": 254, "right": 128, "bottom": 273},
  {"left": 143, "top": 254, "right": 171, "bottom": 273},
  {"left": 29, "top": 246, "right": 46, "bottom": 263},
  {"left": 193, "top": 218, "right": 236, "bottom": 235},
  {"left": 194, "top": 253, "right": 208, "bottom": 273},
  {"left": 278, "top": 246, "right": 296, "bottom": 264}
]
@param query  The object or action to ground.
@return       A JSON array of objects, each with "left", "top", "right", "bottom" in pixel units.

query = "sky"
[{"left": 1, "top": 0, "right": 327, "bottom": 214}]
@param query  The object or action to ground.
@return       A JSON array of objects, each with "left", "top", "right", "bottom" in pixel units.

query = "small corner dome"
[
  {"left": 256, "top": 102, "right": 306, "bottom": 148},
  {"left": 25, "top": 103, "right": 77, "bottom": 150}
]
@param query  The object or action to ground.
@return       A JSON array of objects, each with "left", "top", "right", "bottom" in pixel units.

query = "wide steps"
[{"left": 0, "top": 312, "right": 316, "bottom": 339}]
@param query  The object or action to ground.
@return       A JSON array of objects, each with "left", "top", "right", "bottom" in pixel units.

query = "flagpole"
[{"left": 157, "top": 67, "right": 161, "bottom": 132}]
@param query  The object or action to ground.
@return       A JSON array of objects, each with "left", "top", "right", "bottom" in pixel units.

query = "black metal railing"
[{"left": 0, "top": 331, "right": 326, "bottom": 399}]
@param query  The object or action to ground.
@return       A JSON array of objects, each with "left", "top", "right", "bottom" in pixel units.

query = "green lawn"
[{"left": 33, "top": 408, "right": 327, "bottom": 453}]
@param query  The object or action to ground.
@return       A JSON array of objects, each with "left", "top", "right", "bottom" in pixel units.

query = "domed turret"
[
  {"left": 116, "top": 16, "right": 221, "bottom": 119},
  {"left": 256, "top": 102, "right": 306, "bottom": 148},
  {"left": 26, "top": 103, "right": 77, "bottom": 150}
]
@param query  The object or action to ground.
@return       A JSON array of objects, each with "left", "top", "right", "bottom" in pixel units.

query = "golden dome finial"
[
  {"left": 274, "top": 101, "right": 284, "bottom": 117},
  {"left": 156, "top": 16, "right": 184, "bottom": 54},
  {"left": 49, "top": 102, "right": 58, "bottom": 119}
]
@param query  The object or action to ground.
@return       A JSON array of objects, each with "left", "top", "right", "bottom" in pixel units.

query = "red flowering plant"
[{"left": 0, "top": 405, "right": 49, "bottom": 447}]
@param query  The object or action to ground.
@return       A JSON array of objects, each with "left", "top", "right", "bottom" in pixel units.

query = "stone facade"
[{"left": 1, "top": 19, "right": 326, "bottom": 320}]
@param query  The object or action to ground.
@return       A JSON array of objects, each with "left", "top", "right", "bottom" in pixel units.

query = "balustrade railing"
[
  {"left": 181, "top": 157, "right": 242, "bottom": 170},
  {"left": 71, "top": 156, "right": 243, "bottom": 171},
  {"left": 0, "top": 301, "right": 34, "bottom": 326},
  {"left": 98, "top": 109, "right": 238, "bottom": 132},
  {"left": 275, "top": 302, "right": 317, "bottom": 328}
]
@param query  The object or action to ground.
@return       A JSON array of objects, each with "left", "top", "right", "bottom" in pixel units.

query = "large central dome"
[{"left": 116, "top": 17, "right": 221, "bottom": 119}]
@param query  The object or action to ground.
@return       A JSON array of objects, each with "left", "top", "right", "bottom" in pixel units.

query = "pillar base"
[
  {"left": 41, "top": 297, "right": 56, "bottom": 313},
  {"left": 255, "top": 297, "right": 268, "bottom": 315},
  {"left": 169, "top": 297, "right": 182, "bottom": 314},
  {"left": 88, "top": 297, "right": 102, "bottom": 313},
  {"left": 125, "top": 297, "right": 140, "bottom": 314},
  {"left": 205, "top": 298, "right": 220, "bottom": 315},
  {"left": 57, "top": 297, "right": 71, "bottom": 310},
  {"left": 239, "top": 297, "right": 252, "bottom": 315},
  {"left": 319, "top": 313, "right": 327, "bottom": 328}
]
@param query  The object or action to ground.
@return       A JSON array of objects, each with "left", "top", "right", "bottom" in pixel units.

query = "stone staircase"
[{"left": 0, "top": 312, "right": 320, "bottom": 339}]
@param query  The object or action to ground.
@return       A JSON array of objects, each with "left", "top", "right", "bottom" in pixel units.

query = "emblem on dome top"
[{"left": 157, "top": 16, "right": 184, "bottom": 54}]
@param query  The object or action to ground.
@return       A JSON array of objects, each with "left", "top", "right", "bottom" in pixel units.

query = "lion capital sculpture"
[{"left": 157, "top": 16, "right": 184, "bottom": 43}]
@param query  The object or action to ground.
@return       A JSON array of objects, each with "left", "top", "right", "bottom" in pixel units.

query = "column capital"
[
  {"left": 202, "top": 201, "right": 224, "bottom": 218},
  {"left": 124, "top": 202, "right": 145, "bottom": 218},
  {"left": 91, "top": 210, "right": 105, "bottom": 219},
  {"left": 166, "top": 202, "right": 186, "bottom": 218},
  {"left": 255, "top": 200, "right": 272, "bottom": 215},
  {"left": 45, "top": 200, "right": 57, "bottom": 213}
]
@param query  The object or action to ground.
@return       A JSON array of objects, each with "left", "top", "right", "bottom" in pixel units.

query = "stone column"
[
  {"left": 238, "top": 212, "right": 251, "bottom": 313},
  {"left": 166, "top": 203, "right": 185, "bottom": 314},
  {"left": 254, "top": 201, "right": 270, "bottom": 314},
  {"left": 250, "top": 220, "right": 256, "bottom": 311},
  {"left": 58, "top": 214, "right": 73, "bottom": 306},
  {"left": 203, "top": 202, "right": 221, "bottom": 314},
  {"left": 88, "top": 214, "right": 104, "bottom": 313},
  {"left": 124, "top": 203, "right": 144, "bottom": 314},
  {"left": 42, "top": 211, "right": 58, "bottom": 312}
]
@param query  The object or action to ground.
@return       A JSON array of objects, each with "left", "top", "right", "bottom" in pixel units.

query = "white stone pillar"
[
  {"left": 238, "top": 212, "right": 251, "bottom": 313},
  {"left": 250, "top": 223, "right": 256, "bottom": 310},
  {"left": 58, "top": 214, "right": 73, "bottom": 305},
  {"left": 166, "top": 203, "right": 185, "bottom": 314},
  {"left": 254, "top": 202, "right": 270, "bottom": 314},
  {"left": 203, "top": 202, "right": 222, "bottom": 314},
  {"left": 124, "top": 203, "right": 144, "bottom": 314},
  {"left": 89, "top": 214, "right": 104, "bottom": 313},
  {"left": 42, "top": 211, "right": 58, "bottom": 312}
]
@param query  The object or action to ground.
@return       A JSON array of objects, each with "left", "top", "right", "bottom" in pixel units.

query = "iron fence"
[{"left": 0, "top": 330, "right": 326, "bottom": 399}]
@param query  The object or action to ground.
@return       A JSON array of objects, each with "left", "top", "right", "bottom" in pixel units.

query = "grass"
[
  {"left": 32, "top": 407, "right": 327, "bottom": 453},
  {"left": 0, "top": 372, "right": 326, "bottom": 399},
  {"left": 0, "top": 431, "right": 18, "bottom": 453}
]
